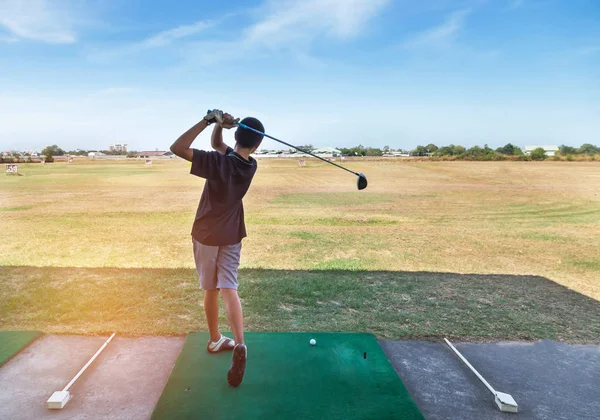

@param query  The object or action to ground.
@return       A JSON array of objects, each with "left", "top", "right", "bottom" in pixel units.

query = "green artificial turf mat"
[
  {"left": 152, "top": 332, "right": 423, "bottom": 420},
  {"left": 0, "top": 331, "right": 42, "bottom": 367}
]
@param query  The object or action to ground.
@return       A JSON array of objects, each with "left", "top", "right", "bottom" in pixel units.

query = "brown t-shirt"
[{"left": 190, "top": 147, "right": 257, "bottom": 246}]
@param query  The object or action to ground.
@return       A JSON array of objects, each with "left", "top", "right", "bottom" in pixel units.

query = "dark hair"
[{"left": 235, "top": 117, "right": 264, "bottom": 149}]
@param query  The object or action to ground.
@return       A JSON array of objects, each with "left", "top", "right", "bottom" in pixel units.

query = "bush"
[
  {"left": 559, "top": 145, "right": 578, "bottom": 155},
  {"left": 567, "top": 154, "right": 574, "bottom": 161},
  {"left": 496, "top": 143, "right": 523, "bottom": 155},
  {"left": 530, "top": 148, "right": 546, "bottom": 161}
]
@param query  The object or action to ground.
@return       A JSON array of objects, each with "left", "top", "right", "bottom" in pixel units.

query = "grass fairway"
[
  {"left": 1, "top": 266, "right": 598, "bottom": 342},
  {"left": 1, "top": 158, "right": 599, "bottom": 341}
]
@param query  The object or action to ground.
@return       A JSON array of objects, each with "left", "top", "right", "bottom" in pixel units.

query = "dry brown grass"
[{"left": 1, "top": 158, "right": 599, "bottom": 301}]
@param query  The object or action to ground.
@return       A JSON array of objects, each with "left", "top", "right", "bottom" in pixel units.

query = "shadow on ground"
[{"left": 1, "top": 266, "right": 598, "bottom": 342}]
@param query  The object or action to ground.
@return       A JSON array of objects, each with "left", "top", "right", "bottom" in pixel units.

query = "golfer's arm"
[
  {"left": 170, "top": 120, "right": 208, "bottom": 162},
  {"left": 211, "top": 124, "right": 230, "bottom": 155}
]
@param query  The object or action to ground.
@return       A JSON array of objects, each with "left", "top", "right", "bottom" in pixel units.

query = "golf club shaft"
[{"left": 236, "top": 122, "right": 359, "bottom": 176}]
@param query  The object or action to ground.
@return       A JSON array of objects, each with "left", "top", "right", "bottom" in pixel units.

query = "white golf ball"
[{"left": 310, "top": 339, "right": 316, "bottom": 346}]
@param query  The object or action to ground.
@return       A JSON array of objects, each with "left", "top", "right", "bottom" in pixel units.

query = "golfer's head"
[{"left": 235, "top": 117, "right": 264, "bottom": 152}]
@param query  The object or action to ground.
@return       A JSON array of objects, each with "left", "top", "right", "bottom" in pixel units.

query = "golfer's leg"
[
  {"left": 204, "top": 290, "right": 221, "bottom": 342},
  {"left": 221, "top": 289, "right": 244, "bottom": 344},
  {"left": 216, "top": 242, "right": 243, "bottom": 344},
  {"left": 193, "top": 238, "right": 220, "bottom": 342}
]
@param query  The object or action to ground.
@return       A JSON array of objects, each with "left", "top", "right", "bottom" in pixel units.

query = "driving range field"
[{"left": 1, "top": 158, "right": 599, "bottom": 342}]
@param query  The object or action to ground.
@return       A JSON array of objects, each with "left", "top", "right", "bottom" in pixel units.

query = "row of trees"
[
  {"left": 339, "top": 145, "right": 384, "bottom": 156},
  {"left": 408, "top": 143, "right": 599, "bottom": 160},
  {"left": 5, "top": 142, "right": 599, "bottom": 163},
  {"left": 313, "top": 142, "right": 598, "bottom": 159},
  {"left": 40, "top": 146, "right": 132, "bottom": 157}
]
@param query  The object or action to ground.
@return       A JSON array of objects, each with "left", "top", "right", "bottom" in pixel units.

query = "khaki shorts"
[{"left": 193, "top": 238, "right": 242, "bottom": 290}]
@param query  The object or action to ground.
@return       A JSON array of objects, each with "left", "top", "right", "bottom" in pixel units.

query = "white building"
[
  {"left": 524, "top": 145, "right": 559, "bottom": 156},
  {"left": 109, "top": 143, "right": 128, "bottom": 152},
  {"left": 313, "top": 147, "right": 342, "bottom": 157}
]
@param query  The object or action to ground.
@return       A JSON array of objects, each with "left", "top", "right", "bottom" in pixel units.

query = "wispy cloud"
[
  {"left": 178, "top": 0, "right": 391, "bottom": 68},
  {"left": 402, "top": 9, "right": 471, "bottom": 49},
  {"left": 90, "top": 0, "right": 391, "bottom": 67},
  {"left": 87, "top": 18, "right": 217, "bottom": 62},
  {"left": 142, "top": 20, "right": 214, "bottom": 48},
  {"left": 0, "top": 0, "right": 78, "bottom": 44},
  {"left": 245, "top": 0, "right": 391, "bottom": 48}
]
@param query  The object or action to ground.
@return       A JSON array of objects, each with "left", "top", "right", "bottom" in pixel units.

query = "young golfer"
[{"left": 170, "top": 109, "right": 264, "bottom": 387}]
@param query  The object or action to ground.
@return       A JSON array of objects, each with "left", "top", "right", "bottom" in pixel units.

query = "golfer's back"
[{"left": 190, "top": 147, "right": 257, "bottom": 246}]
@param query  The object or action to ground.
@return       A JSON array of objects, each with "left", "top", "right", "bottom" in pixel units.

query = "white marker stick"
[
  {"left": 47, "top": 333, "right": 116, "bottom": 409},
  {"left": 444, "top": 338, "right": 518, "bottom": 413}
]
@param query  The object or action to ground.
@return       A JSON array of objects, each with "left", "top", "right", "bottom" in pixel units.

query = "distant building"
[
  {"left": 313, "top": 147, "right": 341, "bottom": 157},
  {"left": 136, "top": 151, "right": 174, "bottom": 158},
  {"left": 88, "top": 151, "right": 106, "bottom": 158},
  {"left": 524, "top": 145, "right": 559, "bottom": 156},
  {"left": 109, "top": 143, "right": 128, "bottom": 152},
  {"left": 383, "top": 151, "right": 410, "bottom": 157}
]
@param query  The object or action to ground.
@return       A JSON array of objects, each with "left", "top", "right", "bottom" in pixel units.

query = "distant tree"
[
  {"left": 365, "top": 147, "right": 383, "bottom": 156},
  {"left": 559, "top": 144, "right": 578, "bottom": 155},
  {"left": 496, "top": 143, "right": 523, "bottom": 155},
  {"left": 578, "top": 143, "right": 599, "bottom": 155},
  {"left": 383, "top": 145, "right": 390, "bottom": 153},
  {"left": 67, "top": 149, "right": 89, "bottom": 156},
  {"left": 298, "top": 144, "right": 314, "bottom": 152},
  {"left": 452, "top": 145, "right": 466, "bottom": 155},
  {"left": 410, "top": 145, "right": 427, "bottom": 156},
  {"left": 436, "top": 145, "right": 455, "bottom": 156},
  {"left": 425, "top": 143, "right": 438, "bottom": 153},
  {"left": 530, "top": 147, "right": 546, "bottom": 160},
  {"left": 465, "top": 146, "right": 483, "bottom": 156},
  {"left": 41, "top": 145, "right": 65, "bottom": 157},
  {"left": 340, "top": 145, "right": 367, "bottom": 156},
  {"left": 462, "top": 145, "right": 496, "bottom": 160}
]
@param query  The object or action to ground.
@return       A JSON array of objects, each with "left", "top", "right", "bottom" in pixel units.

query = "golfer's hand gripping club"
[{"left": 204, "top": 109, "right": 223, "bottom": 125}]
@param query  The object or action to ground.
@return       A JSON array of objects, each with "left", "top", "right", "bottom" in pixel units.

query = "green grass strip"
[{"left": 0, "top": 331, "right": 42, "bottom": 367}]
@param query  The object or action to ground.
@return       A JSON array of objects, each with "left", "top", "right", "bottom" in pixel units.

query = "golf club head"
[{"left": 357, "top": 173, "right": 368, "bottom": 190}]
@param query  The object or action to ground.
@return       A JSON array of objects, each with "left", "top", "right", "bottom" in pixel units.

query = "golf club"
[{"left": 208, "top": 110, "right": 368, "bottom": 190}]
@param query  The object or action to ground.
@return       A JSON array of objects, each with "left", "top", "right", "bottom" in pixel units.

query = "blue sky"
[{"left": 1, "top": 0, "right": 598, "bottom": 152}]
